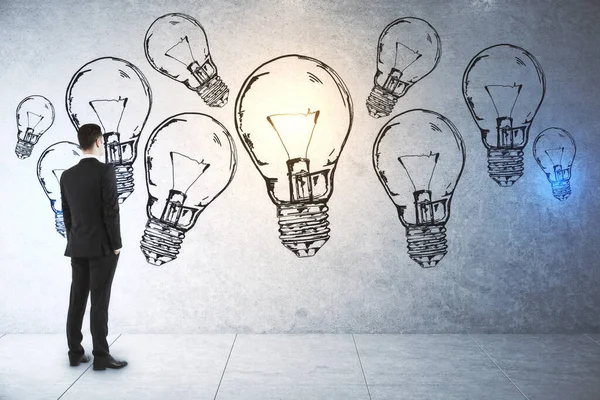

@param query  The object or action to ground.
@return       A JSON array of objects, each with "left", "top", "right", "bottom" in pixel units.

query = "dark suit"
[{"left": 60, "top": 156, "right": 122, "bottom": 358}]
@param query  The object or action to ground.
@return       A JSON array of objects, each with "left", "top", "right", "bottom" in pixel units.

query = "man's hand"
[{"left": 114, "top": 248, "right": 121, "bottom": 255}]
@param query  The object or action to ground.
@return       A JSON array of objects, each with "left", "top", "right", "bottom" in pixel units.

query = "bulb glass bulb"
[
  {"left": 533, "top": 127, "right": 576, "bottom": 201},
  {"left": 145, "top": 13, "right": 229, "bottom": 107},
  {"left": 367, "top": 17, "right": 441, "bottom": 118},
  {"left": 15, "top": 95, "right": 55, "bottom": 159},
  {"left": 37, "top": 141, "right": 82, "bottom": 237},
  {"left": 140, "top": 113, "right": 237, "bottom": 266},
  {"left": 463, "top": 44, "right": 545, "bottom": 186},
  {"left": 235, "top": 54, "right": 353, "bottom": 257},
  {"left": 373, "top": 109, "right": 465, "bottom": 267},
  {"left": 66, "top": 57, "right": 152, "bottom": 203}
]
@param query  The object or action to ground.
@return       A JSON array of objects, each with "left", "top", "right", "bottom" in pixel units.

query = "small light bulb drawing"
[
  {"left": 533, "top": 127, "right": 576, "bottom": 201},
  {"left": 66, "top": 57, "right": 152, "bottom": 204},
  {"left": 140, "top": 113, "right": 237, "bottom": 266},
  {"left": 373, "top": 109, "right": 466, "bottom": 268},
  {"left": 144, "top": 13, "right": 229, "bottom": 107},
  {"left": 15, "top": 95, "right": 55, "bottom": 159},
  {"left": 37, "top": 141, "right": 82, "bottom": 237},
  {"left": 463, "top": 44, "right": 545, "bottom": 187},
  {"left": 366, "top": 17, "right": 441, "bottom": 119},
  {"left": 235, "top": 54, "right": 353, "bottom": 257}
]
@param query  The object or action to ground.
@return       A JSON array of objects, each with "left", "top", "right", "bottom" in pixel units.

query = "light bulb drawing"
[
  {"left": 373, "top": 109, "right": 465, "bottom": 268},
  {"left": 15, "top": 95, "right": 55, "bottom": 159},
  {"left": 533, "top": 127, "right": 576, "bottom": 201},
  {"left": 463, "top": 44, "right": 545, "bottom": 187},
  {"left": 140, "top": 113, "right": 237, "bottom": 266},
  {"left": 66, "top": 57, "right": 152, "bottom": 204},
  {"left": 145, "top": 13, "right": 229, "bottom": 107},
  {"left": 235, "top": 54, "right": 353, "bottom": 257},
  {"left": 36, "top": 141, "right": 82, "bottom": 237},
  {"left": 366, "top": 17, "right": 441, "bottom": 119}
]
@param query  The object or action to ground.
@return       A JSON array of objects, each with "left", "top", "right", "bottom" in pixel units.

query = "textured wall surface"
[{"left": 0, "top": 0, "right": 599, "bottom": 333}]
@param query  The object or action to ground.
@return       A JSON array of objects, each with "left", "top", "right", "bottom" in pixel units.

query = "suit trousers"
[{"left": 66, "top": 252, "right": 119, "bottom": 358}]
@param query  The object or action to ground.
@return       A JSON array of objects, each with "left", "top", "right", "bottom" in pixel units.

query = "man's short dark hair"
[{"left": 78, "top": 124, "right": 103, "bottom": 151}]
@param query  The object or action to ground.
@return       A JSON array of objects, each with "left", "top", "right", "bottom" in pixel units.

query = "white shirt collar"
[{"left": 81, "top": 153, "right": 105, "bottom": 163}]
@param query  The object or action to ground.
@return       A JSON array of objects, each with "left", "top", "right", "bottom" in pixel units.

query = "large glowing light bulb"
[
  {"left": 145, "top": 13, "right": 229, "bottom": 107},
  {"left": 15, "top": 95, "right": 55, "bottom": 159},
  {"left": 373, "top": 109, "right": 465, "bottom": 268},
  {"left": 463, "top": 44, "right": 545, "bottom": 187},
  {"left": 235, "top": 54, "right": 353, "bottom": 257},
  {"left": 532, "top": 127, "right": 576, "bottom": 201},
  {"left": 66, "top": 57, "right": 152, "bottom": 203},
  {"left": 140, "top": 113, "right": 237, "bottom": 266},
  {"left": 37, "top": 141, "right": 82, "bottom": 237},
  {"left": 366, "top": 17, "right": 441, "bottom": 119}
]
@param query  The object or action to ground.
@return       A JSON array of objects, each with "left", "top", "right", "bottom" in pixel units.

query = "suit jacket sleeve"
[
  {"left": 102, "top": 164, "right": 122, "bottom": 250},
  {"left": 60, "top": 174, "right": 71, "bottom": 236}
]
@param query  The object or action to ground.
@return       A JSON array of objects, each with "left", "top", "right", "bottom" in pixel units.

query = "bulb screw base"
[
  {"left": 277, "top": 202, "right": 330, "bottom": 258},
  {"left": 551, "top": 179, "right": 571, "bottom": 201},
  {"left": 55, "top": 211, "right": 66, "bottom": 238},
  {"left": 114, "top": 164, "right": 135, "bottom": 204},
  {"left": 140, "top": 218, "right": 186, "bottom": 266},
  {"left": 366, "top": 85, "right": 398, "bottom": 119},
  {"left": 405, "top": 224, "right": 448, "bottom": 268},
  {"left": 197, "top": 75, "right": 229, "bottom": 107},
  {"left": 15, "top": 139, "right": 33, "bottom": 159},
  {"left": 487, "top": 149, "right": 524, "bottom": 187}
]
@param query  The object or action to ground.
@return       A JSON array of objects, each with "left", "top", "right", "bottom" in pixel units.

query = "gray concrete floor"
[{"left": 0, "top": 334, "right": 598, "bottom": 400}]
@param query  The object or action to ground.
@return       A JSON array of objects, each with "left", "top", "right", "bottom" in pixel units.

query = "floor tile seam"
[
  {"left": 217, "top": 383, "right": 383, "bottom": 387},
  {"left": 467, "top": 334, "right": 530, "bottom": 400},
  {"left": 583, "top": 334, "right": 600, "bottom": 346},
  {"left": 213, "top": 333, "right": 237, "bottom": 400},
  {"left": 56, "top": 333, "right": 122, "bottom": 400},
  {"left": 351, "top": 334, "right": 373, "bottom": 400},
  {"left": 115, "top": 333, "right": 239, "bottom": 335}
]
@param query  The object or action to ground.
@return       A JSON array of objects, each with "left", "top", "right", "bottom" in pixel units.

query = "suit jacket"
[{"left": 60, "top": 157, "right": 122, "bottom": 258}]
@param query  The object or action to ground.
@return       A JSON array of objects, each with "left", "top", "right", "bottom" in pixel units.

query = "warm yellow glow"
[{"left": 266, "top": 110, "right": 320, "bottom": 159}]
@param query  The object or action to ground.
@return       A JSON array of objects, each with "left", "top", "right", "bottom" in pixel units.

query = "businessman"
[{"left": 60, "top": 123, "right": 127, "bottom": 370}]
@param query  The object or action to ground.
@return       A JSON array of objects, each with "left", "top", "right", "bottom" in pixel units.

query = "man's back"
[{"left": 60, "top": 157, "right": 121, "bottom": 258}]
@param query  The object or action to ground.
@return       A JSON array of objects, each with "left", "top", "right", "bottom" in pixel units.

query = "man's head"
[{"left": 78, "top": 123, "right": 104, "bottom": 157}]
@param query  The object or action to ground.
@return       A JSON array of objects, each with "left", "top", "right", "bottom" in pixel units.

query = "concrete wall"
[{"left": 1, "top": 0, "right": 599, "bottom": 333}]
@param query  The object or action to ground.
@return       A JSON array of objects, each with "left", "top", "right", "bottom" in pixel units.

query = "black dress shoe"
[
  {"left": 69, "top": 354, "right": 91, "bottom": 366},
  {"left": 93, "top": 354, "right": 128, "bottom": 370}
]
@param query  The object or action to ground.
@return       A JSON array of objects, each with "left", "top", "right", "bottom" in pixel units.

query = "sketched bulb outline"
[
  {"left": 235, "top": 54, "right": 353, "bottom": 258},
  {"left": 463, "top": 44, "right": 545, "bottom": 187},
  {"left": 140, "top": 113, "right": 237, "bottom": 266},
  {"left": 66, "top": 57, "right": 152, "bottom": 204},
  {"left": 533, "top": 127, "right": 576, "bottom": 201},
  {"left": 144, "top": 13, "right": 229, "bottom": 107},
  {"left": 15, "top": 95, "right": 55, "bottom": 159},
  {"left": 366, "top": 17, "right": 442, "bottom": 119},
  {"left": 37, "top": 141, "right": 82, "bottom": 237},
  {"left": 373, "top": 109, "right": 466, "bottom": 268}
]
